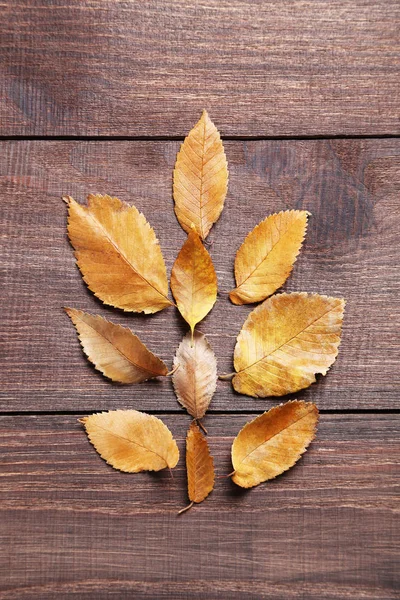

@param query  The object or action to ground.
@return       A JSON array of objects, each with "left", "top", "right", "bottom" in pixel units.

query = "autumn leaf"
[
  {"left": 171, "top": 231, "right": 217, "bottom": 335},
  {"left": 179, "top": 422, "right": 215, "bottom": 513},
  {"left": 230, "top": 210, "right": 310, "bottom": 305},
  {"left": 64, "top": 194, "right": 172, "bottom": 314},
  {"left": 172, "top": 331, "right": 217, "bottom": 421},
  {"left": 65, "top": 308, "right": 168, "bottom": 383},
  {"left": 80, "top": 410, "right": 179, "bottom": 472},
  {"left": 230, "top": 292, "right": 345, "bottom": 397},
  {"left": 231, "top": 400, "right": 318, "bottom": 488},
  {"left": 173, "top": 110, "right": 228, "bottom": 240}
]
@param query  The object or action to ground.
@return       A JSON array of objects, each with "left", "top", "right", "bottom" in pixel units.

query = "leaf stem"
[
  {"left": 219, "top": 372, "right": 235, "bottom": 381},
  {"left": 197, "top": 419, "right": 208, "bottom": 435},
  {"left": 178, "top": 501, "right": 194, "bottom": 515}
]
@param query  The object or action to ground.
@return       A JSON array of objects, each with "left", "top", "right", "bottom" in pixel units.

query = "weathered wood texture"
[
  {"left": 0, "top": 414, "right": 398, "bottom": 599},
  {"left": 1, "top": 0, "right": 399, "bottom": 137},
  {"left": 1, "top": 139, "right": 399, "bottom": 411}
]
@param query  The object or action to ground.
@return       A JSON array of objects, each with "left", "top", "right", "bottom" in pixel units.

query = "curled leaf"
[
  {"left": 173, "top": 110, "right": 228, "bottom": 239},
  {"left": 80, "top": 410, "right": 179, "bottom": 473},
  {"left": 180, "top": 422, "right": 215, "bottom": 512},
  {"left": 232, "top": 292, "right": 345, "bottom": 397},
  {"left": 171, "top": 231, "right": 217, "bottom": 335},
  {"left": 231, "top": 400, "right": 318, "bottom": 488},
  {"left": 64, "top": 194, "right": 172, "bottom": 314},
  {"left": 65, "top": 308, "right": 168, "bottom": 383},
  {"left": 172, "top": 331, "right": 217, "bottom": 420},
  {"left": 230, "top": 210, "right": 310, "bottom": 305}
]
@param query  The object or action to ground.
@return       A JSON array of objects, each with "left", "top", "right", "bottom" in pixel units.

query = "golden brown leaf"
[
  {"left": 65, "top": 308, "right": 168, "bottom": 384},
  {"left": 80, "top": 410, "right": 179, "bottom": 473},
  {"left": 180, "top": 422, "right": 215, "bottom": 512},
  {"left": 231, "top": 400, "right": 318, "bottom": 488},
  {"left": 173, "top": 110, "right": 228, "bottom": 240},
  {"left": 232, "top": 292, "right": 345, "bottom": 397},
  {"left": 172, "top": 331, "right": 217, "bottom": 420},
  {"left": 64, "top": 194, "right": 172, "bottom": 314},
  {"left": 170, "top": 231, "right": 217, "bottom": 335},
  {"left": 230, "top": 210, "right": 310, "bottom": 305}
]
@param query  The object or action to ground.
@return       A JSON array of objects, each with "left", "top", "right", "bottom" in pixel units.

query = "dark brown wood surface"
[{"left": 1, "top": 0, "right": 399, "bottom": 137}]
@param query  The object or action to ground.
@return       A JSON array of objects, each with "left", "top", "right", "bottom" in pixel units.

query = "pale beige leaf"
[
  {"left": 173, "top": 110, "right": 228, "bottom": 239},
  {"left": 170, "top": 231, "right": 217, "bottom": 335},
  {"left": 172, "top": 331, "right": 217, "bottom": 420},
  {"left": 232, "top": 292, "right": 345, "bottom": 397},
  {"left": 230, "top": 210, "right": 310, "bottom": 305},
  {"left": 65, "top": 308, "right": 168, "bottom": 384},
  {"left": 180, "top": 422, "right": 215, "bottom": 512},
  {"left": 64, "top": 194, "right": 172, "bottom": 314},
  {"left": 81, "top": 410, "right": 179, "bottom": 472},
  {"left": 231, "top": 400, "right": 318, "bottom": 488}
]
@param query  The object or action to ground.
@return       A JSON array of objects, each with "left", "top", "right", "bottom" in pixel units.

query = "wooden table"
[{"left": 1, "top": 2, "right": 399, "bottom": 598}]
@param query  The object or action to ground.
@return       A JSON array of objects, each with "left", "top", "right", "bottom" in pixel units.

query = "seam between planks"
[{"left": 0, "top": 134, "right": 399, "bottom": 142}]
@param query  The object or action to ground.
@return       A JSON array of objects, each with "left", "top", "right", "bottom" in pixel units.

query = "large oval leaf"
[{"left": 180, "top": 422, "right": 215, "bottom": 513}]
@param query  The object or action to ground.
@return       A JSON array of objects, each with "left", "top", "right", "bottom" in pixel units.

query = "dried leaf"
[
  {"left": 80, "top": 410, "right": 179, "bottom": 472},
  {"left": 230, "top": 210, "right": 310, "bottom": 305},
  {"left": 65, "top": 308, "right": 168, "bottom": 384},
  {"left": 172, "top": 331, "right": 217, "bottom": 420},
  {"left": 180, "top": 422, "right": 215, "bottom": 512},
  {"left": 232, "top": 292, "right": 345, "bottom": 397},
  {"left": 173, "top": 110, "right": 228, "bottom": 239},
  {"left": 64, "top": 194, "right": 172, "bottom": 314},
  {"left": 171, "top": 231, "right": 217, "bottom": 335},
  {"left": 231, "top": 400, "right": 318, "bottom": 488}
]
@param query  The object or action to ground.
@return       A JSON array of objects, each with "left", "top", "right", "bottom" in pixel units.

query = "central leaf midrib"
[{"left": 91, "top": 422, "right": 168, "bottom": 465}]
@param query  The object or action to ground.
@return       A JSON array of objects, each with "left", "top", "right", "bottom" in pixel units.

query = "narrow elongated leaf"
[
  {"left": 172, "top": 331, "right": 217, "bottom": 420},
  {"left": 80, "top": 410, "right": 179, "bottom": 472},
  {"left": 231, "top": 401, "right": 318, "bottom": 488},
  {"left": 173, "top": 110, "right": 228, "bottom": 239},
  {"left": 65, "top": 308, "right": 168, "bottom": 383},
  {"left": 180, "top": 422, "right": 215, "bottom": 512},
  {"left": 230, "top": 210, "right": 309, "bottom": 305},
  {"left": 232, "top": 292, "right": 345, "bottom": 397},
  {"left": 64, "top": 194, "right": 172, "bottom": 314},
  {"left": 171, "top": 231, "right": 217, "bottom": 334}
]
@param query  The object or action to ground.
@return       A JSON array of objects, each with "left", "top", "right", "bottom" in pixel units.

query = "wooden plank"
[
  {"left": 1, "top": 139, "right": 399, "bottom": 411},
  {"left": 0, "top": 414, "right": 398, "bottom": 599},
  {"left": 0, "top": 0, "right": 399, "bottom": 137}
]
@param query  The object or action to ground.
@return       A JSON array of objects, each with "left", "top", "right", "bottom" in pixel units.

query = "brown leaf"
[
  {"left": 64, "top": 194, "right": 172, "bottom": 314},
  {"left": 170, "top": 231, "right": 217, "bottom": 335},
  {"left": 180, "top": 422, "right": 215, "bottom": 512},
  {"left": 232, "top": 292, "right": 345, "bottom": 397},
  {"left": 172, "top": 331, "right": 217, "bottom": 420},
  {"left": 231, "top": 400, "right": 318, "bottom": 488},
  {"left": 173, "top": 110, "right": 228, "bottom": 240},
  {"left": 80, "top": 410, "right": 179, "bottom": 472},
  {"left": 230, "top": 210, "right": 310, "bottom": 305},
  {"left": 65, "top": 308, "right": 168, "bottom": 383}
]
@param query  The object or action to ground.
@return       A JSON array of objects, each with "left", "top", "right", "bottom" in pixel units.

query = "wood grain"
[
  {"left": 1, "top": 0, "right": 399, "bottom": 137},
  {"left": 0, "top": 414, "right": 398, "bottom": 599},
  {"left": 1, "top": 139, "right": 399, "bottom": 411}
]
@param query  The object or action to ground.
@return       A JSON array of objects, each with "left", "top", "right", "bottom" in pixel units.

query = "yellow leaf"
[
  {"left": 172, "top": 331, "right": 217, "bottom": 420},
  {"left": 180, "top": 422, "right": 215, "bottom": 512},
  {"left": 232, "top": 292, "right": 345, "bottom": 397},
  {"left": 230, "top": 210, "right": 310, "bottom": 305},
  {"left": 231, "top": 400, "right": 318, "bottom": 488},
  {"left": 173, "top": 110, "right": 228, "bottom": 240},
  {"left": 171, "top": 231, "right": 217, "bottom": 334},
  {"left": 65, "top": 308, "right": 168, "bottom": 384},
  {"left": 80, "top": 410, "right": 179, "bottom": 473},
  {"left": 64, "top": 194, "right": 172, "bottom": 314}
]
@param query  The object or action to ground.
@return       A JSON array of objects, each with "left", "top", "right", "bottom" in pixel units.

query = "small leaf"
[
  {"left": 231, "top": 400, "right": 318, "bottom": 488},
  {"left": 180, "top": 422, "right": 215, "bottom": 512},
  {"left": 80, "top": 410, "right": 179, "bottom": 472},
  {"left": 64, "top": 194, "right": 172, "bottom": 313},
  {"left": 65, "top": 308, "right": 168, "bottom": 383},
  {"left": 172, "top": 331, "right": 217, "bottom": 420},
  {"left": 171, "top": 231, "right": 217, "bottom": 335},
  {"left": 230, "top": 210, "right": 310, "bottom": 305},
  {"left": 232, "top": 292, "right": 345, "bottom": 397},
  {"left": 173, "top": 110, "right": 228, "bottom": 239}
]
